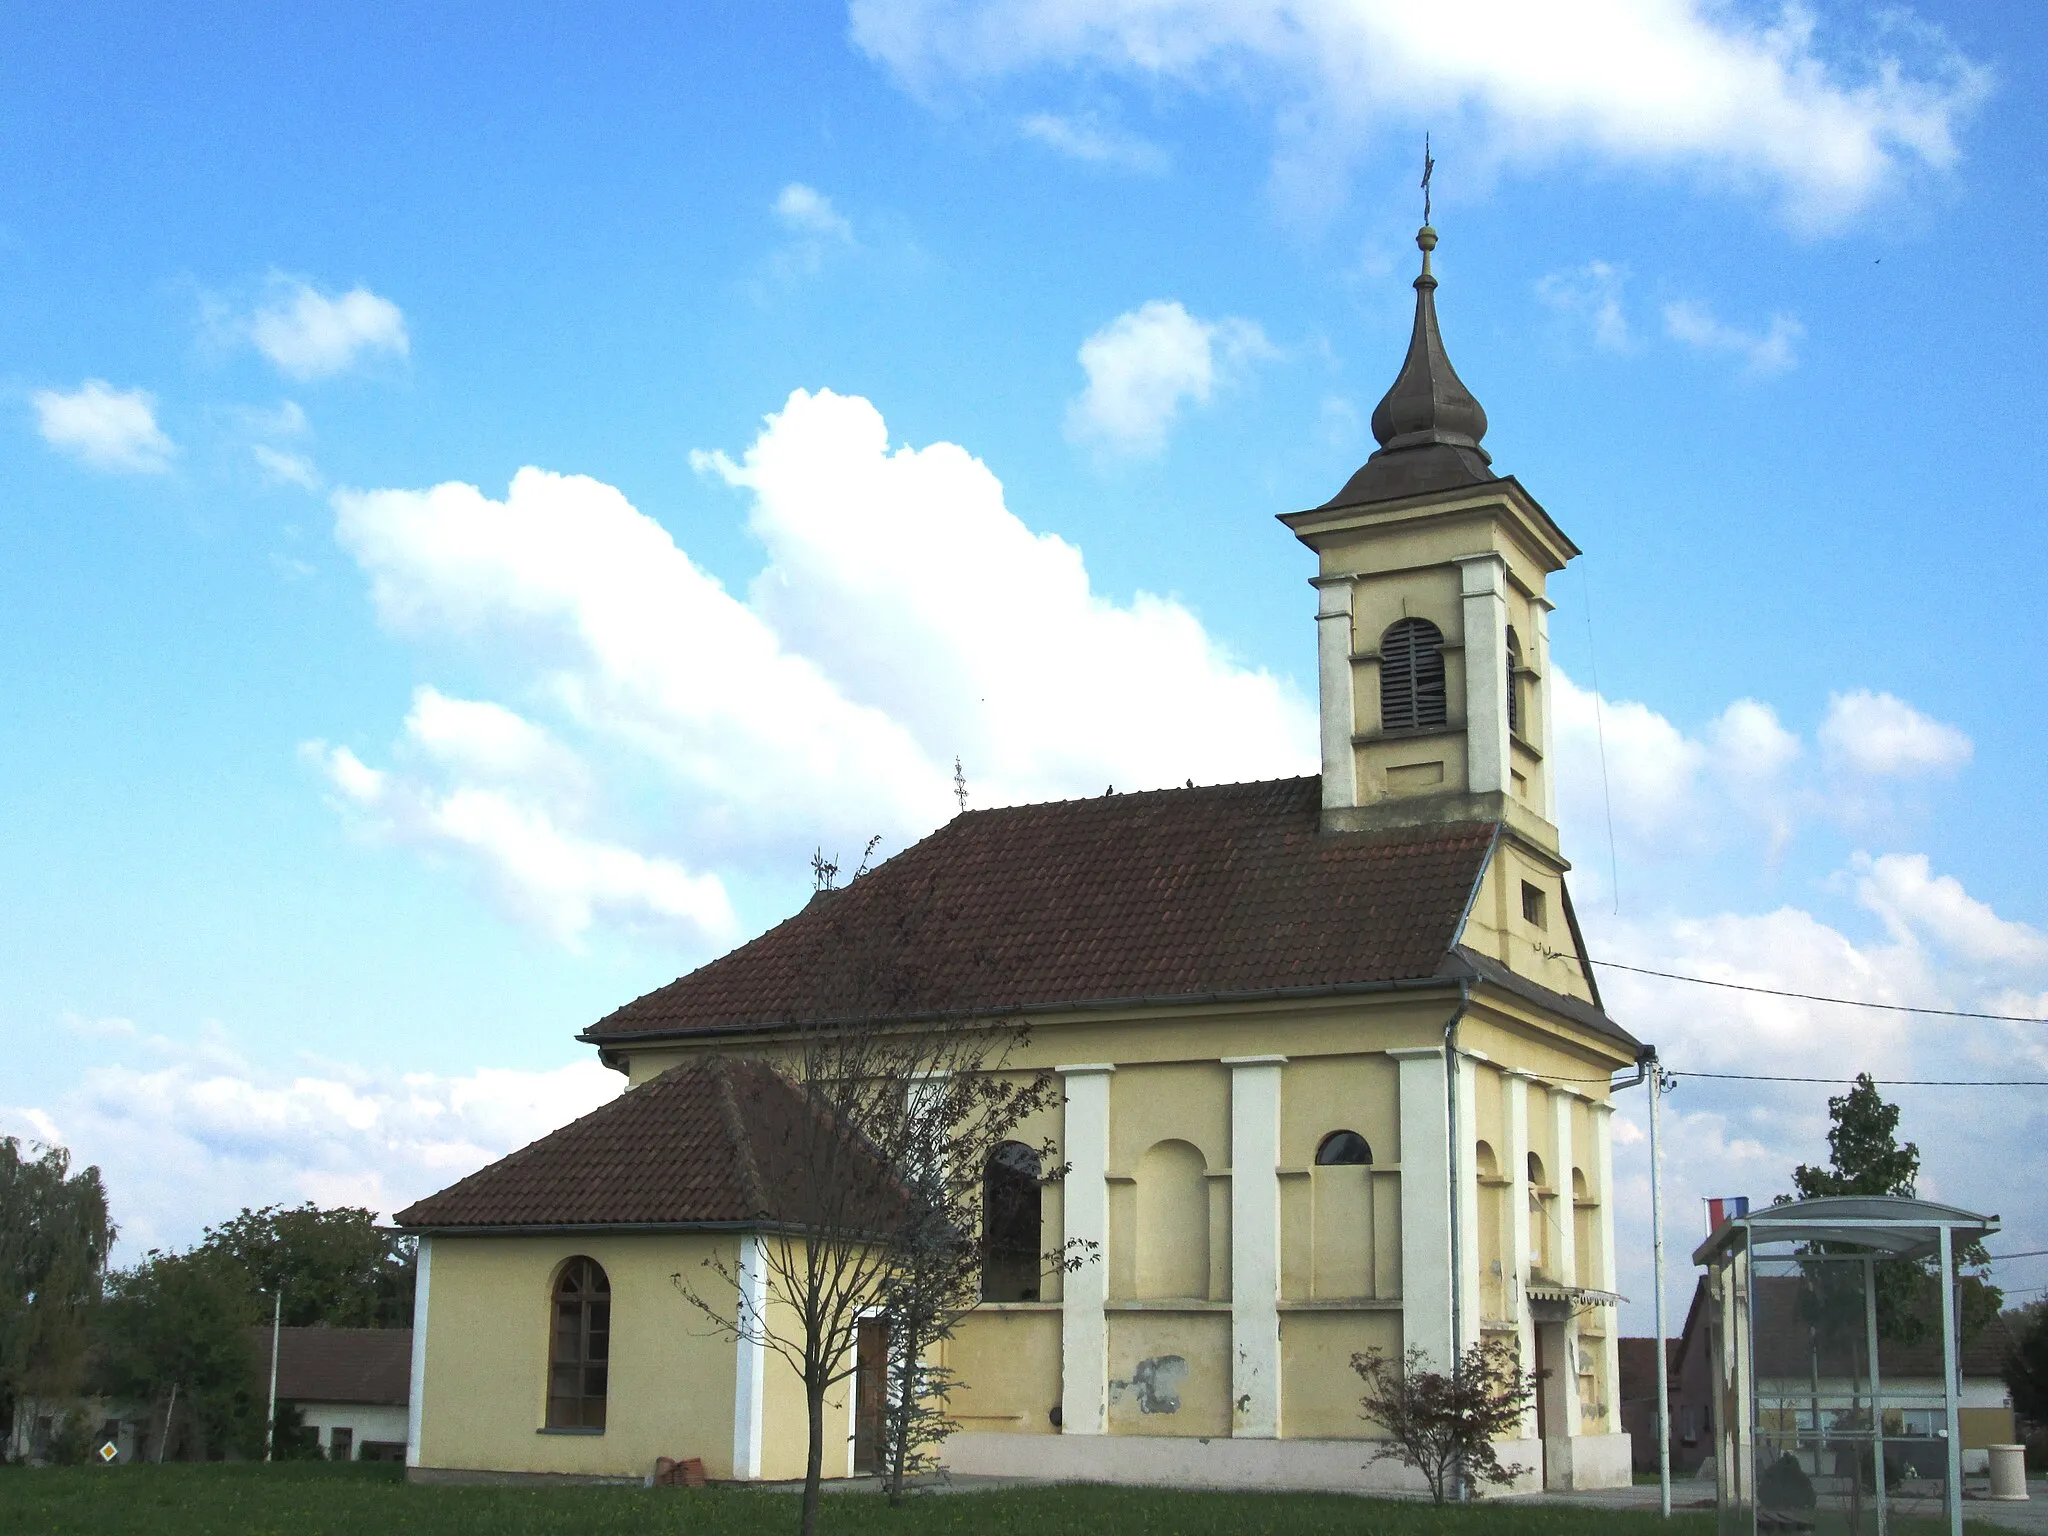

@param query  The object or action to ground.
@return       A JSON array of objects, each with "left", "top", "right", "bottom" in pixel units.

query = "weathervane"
[
  {"left": 953, "top": 755, "right": 968, "bottom": 815},
  {"left": 1421, "top": 133, "right": 1434, "bottom": 225}
]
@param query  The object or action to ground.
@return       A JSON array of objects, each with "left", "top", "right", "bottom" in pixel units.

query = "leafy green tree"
[
  {"left": 1791, "top": 1074, "right": 1920, "bottom": 1201},
  {"left": 0, "top": 1137, "right": 114, "bottom": 1456},
  {"left": 1786, "top": 1073, "right": 2000, "bottom": 1346},
  {"left": 2004, "top": 1304, "right": 2048, "bottom": 1427},
  {"left": 96, "top": 1249, "right": 263, "bottom": 1460},
  {"left": 197, "top": 1204, "right": 415, "bottom": 1328}
]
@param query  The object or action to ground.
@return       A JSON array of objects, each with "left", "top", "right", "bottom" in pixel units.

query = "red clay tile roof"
[
  {"left": 584, "top": 777, "right": 1501, "bottom": 1043},
  {"left": 394, "top": 1056, "right": 900, "bottom": 1233},
  {"left": 249, "top": 1326, "right": 412, "bottom": 1406}
]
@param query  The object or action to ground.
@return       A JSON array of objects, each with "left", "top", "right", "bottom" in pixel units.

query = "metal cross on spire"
[
  {"left": 1421, "top": 133, "right": 1435, "bottom": 225},
  {"left": 953, "top": 755, "right": 968, "bottom": 815}
]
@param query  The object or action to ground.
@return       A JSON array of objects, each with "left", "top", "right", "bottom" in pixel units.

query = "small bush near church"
[{"left": 1354, "top": 1340, "right": 1537, "bottom": 1504}]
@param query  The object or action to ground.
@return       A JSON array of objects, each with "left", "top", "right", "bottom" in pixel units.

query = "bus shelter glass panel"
[{"left": 1700, "top": 1197, "right": 1991, "bottom": 1536}]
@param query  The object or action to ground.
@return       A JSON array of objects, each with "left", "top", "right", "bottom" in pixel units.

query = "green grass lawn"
[{"left": 0, "top": 1462, "right": 1728, "bottom": 1536}]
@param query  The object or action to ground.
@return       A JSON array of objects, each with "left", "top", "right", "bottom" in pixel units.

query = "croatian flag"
[{"left": 1706, "top": 1196, "right": 1750, "bottom": 1232}]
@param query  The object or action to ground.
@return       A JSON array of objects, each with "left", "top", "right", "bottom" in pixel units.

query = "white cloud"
[
  {"left": 1663, "top": 299, "right": 1804, "bottom": 375},
  {"left": 249, "top": 278, "right": 409, "bottom": 380},
  {"left": 1066, "top": 300, "right": 1274, "bottom": 456},
  {"left": 236, "top": 399, "right": 310, "bottom": 438},
  {"left": 1535, "top": 260, "right": 1631, "bottom": 351},
  {"left": 851, "top": 0, "right": 1989, "bottom": 228},
  {"left": 773, "top": 182, "right": 854, "bottom": 242},
  {"left": 323, "top": 389, "right": 1314, "bottom": 945},
  {"left": 1, "top": 1021, "right": 620, "bottom": 1258},
  {"left": 1592, "top": 863, "right": 2048, "bottom": 1331},
  {"left": 1540, "top": 670, "right": 2036, "bottom": 1329},
  {"left": 1551, "top": 669, "right": 1710, "bottom": 849},
  {"left": 403, "top": 686, "right": 587, "bottom": 789},
  {"left": 767, "top": 184, "right": 859, "bottom": 283},
  {"left": 31, "top": 380, "right": 176, "bottom": 473},
  {"left": 1852, "top": 852, "right": 2048, "bottom": 969},
  {"left": 253, "top": 444, "right": 321, "bottom": 490},
  {"left": 307, "top": 705, "right": 731, "bottom": 949},
  {"left": 1819, "top": 689, "right": 1971, "bottom": 777},
  {"left": 1020, "top": 111, "right": 1168, "bottom": 172}
]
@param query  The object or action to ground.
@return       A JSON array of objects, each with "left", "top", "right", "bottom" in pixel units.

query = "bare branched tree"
[
  {"left": 673, "top": 860, "right": 1066, "bottom": 1534},
  {"left": 874, "top": 1079, "right": 1096, "bottom": 1504},
  {"left": 1352, "top": 1339, "right": 1536, "bottom": 1504}
]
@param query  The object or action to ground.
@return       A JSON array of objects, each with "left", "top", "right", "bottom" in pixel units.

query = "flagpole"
[{"left": 1650, "top": 1051, "right": 1671, "bottom": 1519}]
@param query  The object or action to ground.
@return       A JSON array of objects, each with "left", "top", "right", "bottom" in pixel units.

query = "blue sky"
[{"left": 5, "top": 1, "right": 2045, "bottom": 1324}]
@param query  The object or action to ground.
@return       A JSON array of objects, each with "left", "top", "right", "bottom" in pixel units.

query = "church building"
[{"left": 396, "top": 219, "right": 1646, "bottom": 1495}]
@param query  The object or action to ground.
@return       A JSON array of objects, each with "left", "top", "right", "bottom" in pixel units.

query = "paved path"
[{"left": 1503, "top": 1476, "right": 2048, "bottom": 1532}]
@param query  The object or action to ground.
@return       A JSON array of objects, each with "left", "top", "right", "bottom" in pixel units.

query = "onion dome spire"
[{"left": 1326, "top": 220, "right": 1498, "bottom": 508}]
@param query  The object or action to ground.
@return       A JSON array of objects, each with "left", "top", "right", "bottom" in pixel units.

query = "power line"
[
  {"left": 1675, "top": 1071, "right": 2048, "bottom": 1087},
  {"left": 1985, "top": 1249, "right": 2048, "bottom": 1263},
  {"left": 1590, "top": 960, "right": 2047, "bottom": 1024}
]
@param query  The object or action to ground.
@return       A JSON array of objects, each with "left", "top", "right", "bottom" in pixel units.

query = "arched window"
[
  {"left": 1379, "top": 618, "right": 1447, "bottom": 732},
  {"left": 1315, "top": 1130, "right": 1374, "bottom": 1166},
  {"left": 981, "top": 1142, "right": 1042, "bottom": 1302},
  {"left": 547, "top": 1256, "right": 609, "bottom": 1430},
  {"left": 1526, "top": 1151, "right": 1546, "bottom": 1189},
  {"left": 1473, "top": 1140, "right": 1500, "bottom": 1180},
  {"left": 1505, "top": 627, "right": 1523, "bottom": 738}
]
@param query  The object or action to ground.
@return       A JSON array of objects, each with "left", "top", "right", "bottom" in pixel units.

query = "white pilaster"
[
  {"left": 1594, "top": 1103, "right": 1620, "bottom": 1428},
  {"left": 1313, "top": 576, "right": 1358, "bottom": 810},
  {"left": 1454, "top": 1054, "right": 1483, "bottom": 1357},
  {"left": 1534, "top": 598, "right": 1558, "bottom": 824},
  {"left": 1552, "top": 1090, "right": 1583, "bottom": 1435},
  {"left": 1551, "top": 1092, "right": 1577, "bottom": 1285},
  {"left": 1457, "top": 553, "right": 1510, "bottom": 797},
  {"left": 1391, "top": 1047, "right": 1453, "bottom": 1369},
  {"left": 1058, "top": 1064, "right": 1115, "bottom": 1436},
  {"left": 1505, "top": 1072, "right": 1537, "bottom": 1436},
  {"left": 405, "top": 1235, "right": 432, "bottom": 1467},
  {"left": 1225, "top": 1055, "right": 1286, "bottom": 1438},
  {"left": 732, "top": 1233, "right": 768, "bottom": 1478}
]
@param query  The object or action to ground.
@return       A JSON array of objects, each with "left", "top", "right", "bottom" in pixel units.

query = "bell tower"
[{"left": 1280, "top": 220, "right": 1580, "bottom": 858}]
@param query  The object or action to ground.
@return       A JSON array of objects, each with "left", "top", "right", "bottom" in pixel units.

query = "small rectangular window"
[
  {"left": 1521, "top": 881, "right": 1547, "bottom": 928},
  {"left": 329, "top": 1426, "right": 353, "bottom": 1462}
]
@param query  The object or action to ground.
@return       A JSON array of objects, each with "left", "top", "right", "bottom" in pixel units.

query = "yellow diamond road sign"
[{"left": 98, "top": 1441, "right": 117, "bottom": 1463}]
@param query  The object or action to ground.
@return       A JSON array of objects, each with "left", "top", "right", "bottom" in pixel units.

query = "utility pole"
[
  {"left": 264, "top": 1288, "right": 283, "bottom": 1463},
  {"left": 1649, "top": 1052, "right": 1671, "bottom": 1519},
  {"left": 157, "top": 1382, "right": 177, "bottom": 1463}
]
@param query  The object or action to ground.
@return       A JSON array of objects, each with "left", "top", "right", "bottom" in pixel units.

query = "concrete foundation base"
[
  {"left": 943, "top": 1431, "right": 1431, "bottom": 1494},
  {"left": 407, "top": 1465, "right": 645, "bottom": 1488},
  {"left": 1541, "top": 1432, "right": 1633, "bottom": 1491}
]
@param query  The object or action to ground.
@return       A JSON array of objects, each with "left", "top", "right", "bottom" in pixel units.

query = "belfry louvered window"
[
  {"left": 1379, "top": 618, "right": 1447, "bottom": 732},
  {"left": 1506, "top": 627, "right": 1523, "bottom": 738}
]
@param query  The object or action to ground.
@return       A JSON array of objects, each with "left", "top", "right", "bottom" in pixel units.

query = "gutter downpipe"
[{"left": 1445, "top": 978, "right": 1473, "bottom": 1502}]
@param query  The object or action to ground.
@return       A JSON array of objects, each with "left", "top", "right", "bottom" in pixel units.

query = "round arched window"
[
  {"left": 1315, "top": 1130, "right": 1374, "bottom": 1166},
  {"left": 546, "top": 1256, "right": 610, "bottom": 1430},
  {"left": 981, "top": 1142, "right": 1042, "bottom": 1302}
]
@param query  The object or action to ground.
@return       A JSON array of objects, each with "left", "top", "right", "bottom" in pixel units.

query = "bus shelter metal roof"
[{"left": 1691, "top": 1195, "right": 1998, "bottom": 1266}]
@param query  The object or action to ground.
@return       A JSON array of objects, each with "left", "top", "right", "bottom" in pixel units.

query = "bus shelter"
[{"left": 1693, "top": 1196, "right": 1998, "bottom": 1536}]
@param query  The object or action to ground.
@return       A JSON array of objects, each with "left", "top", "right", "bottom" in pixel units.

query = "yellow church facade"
[{"left": 397, "top": 220, "right": 1645, "bottom": 1494}]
